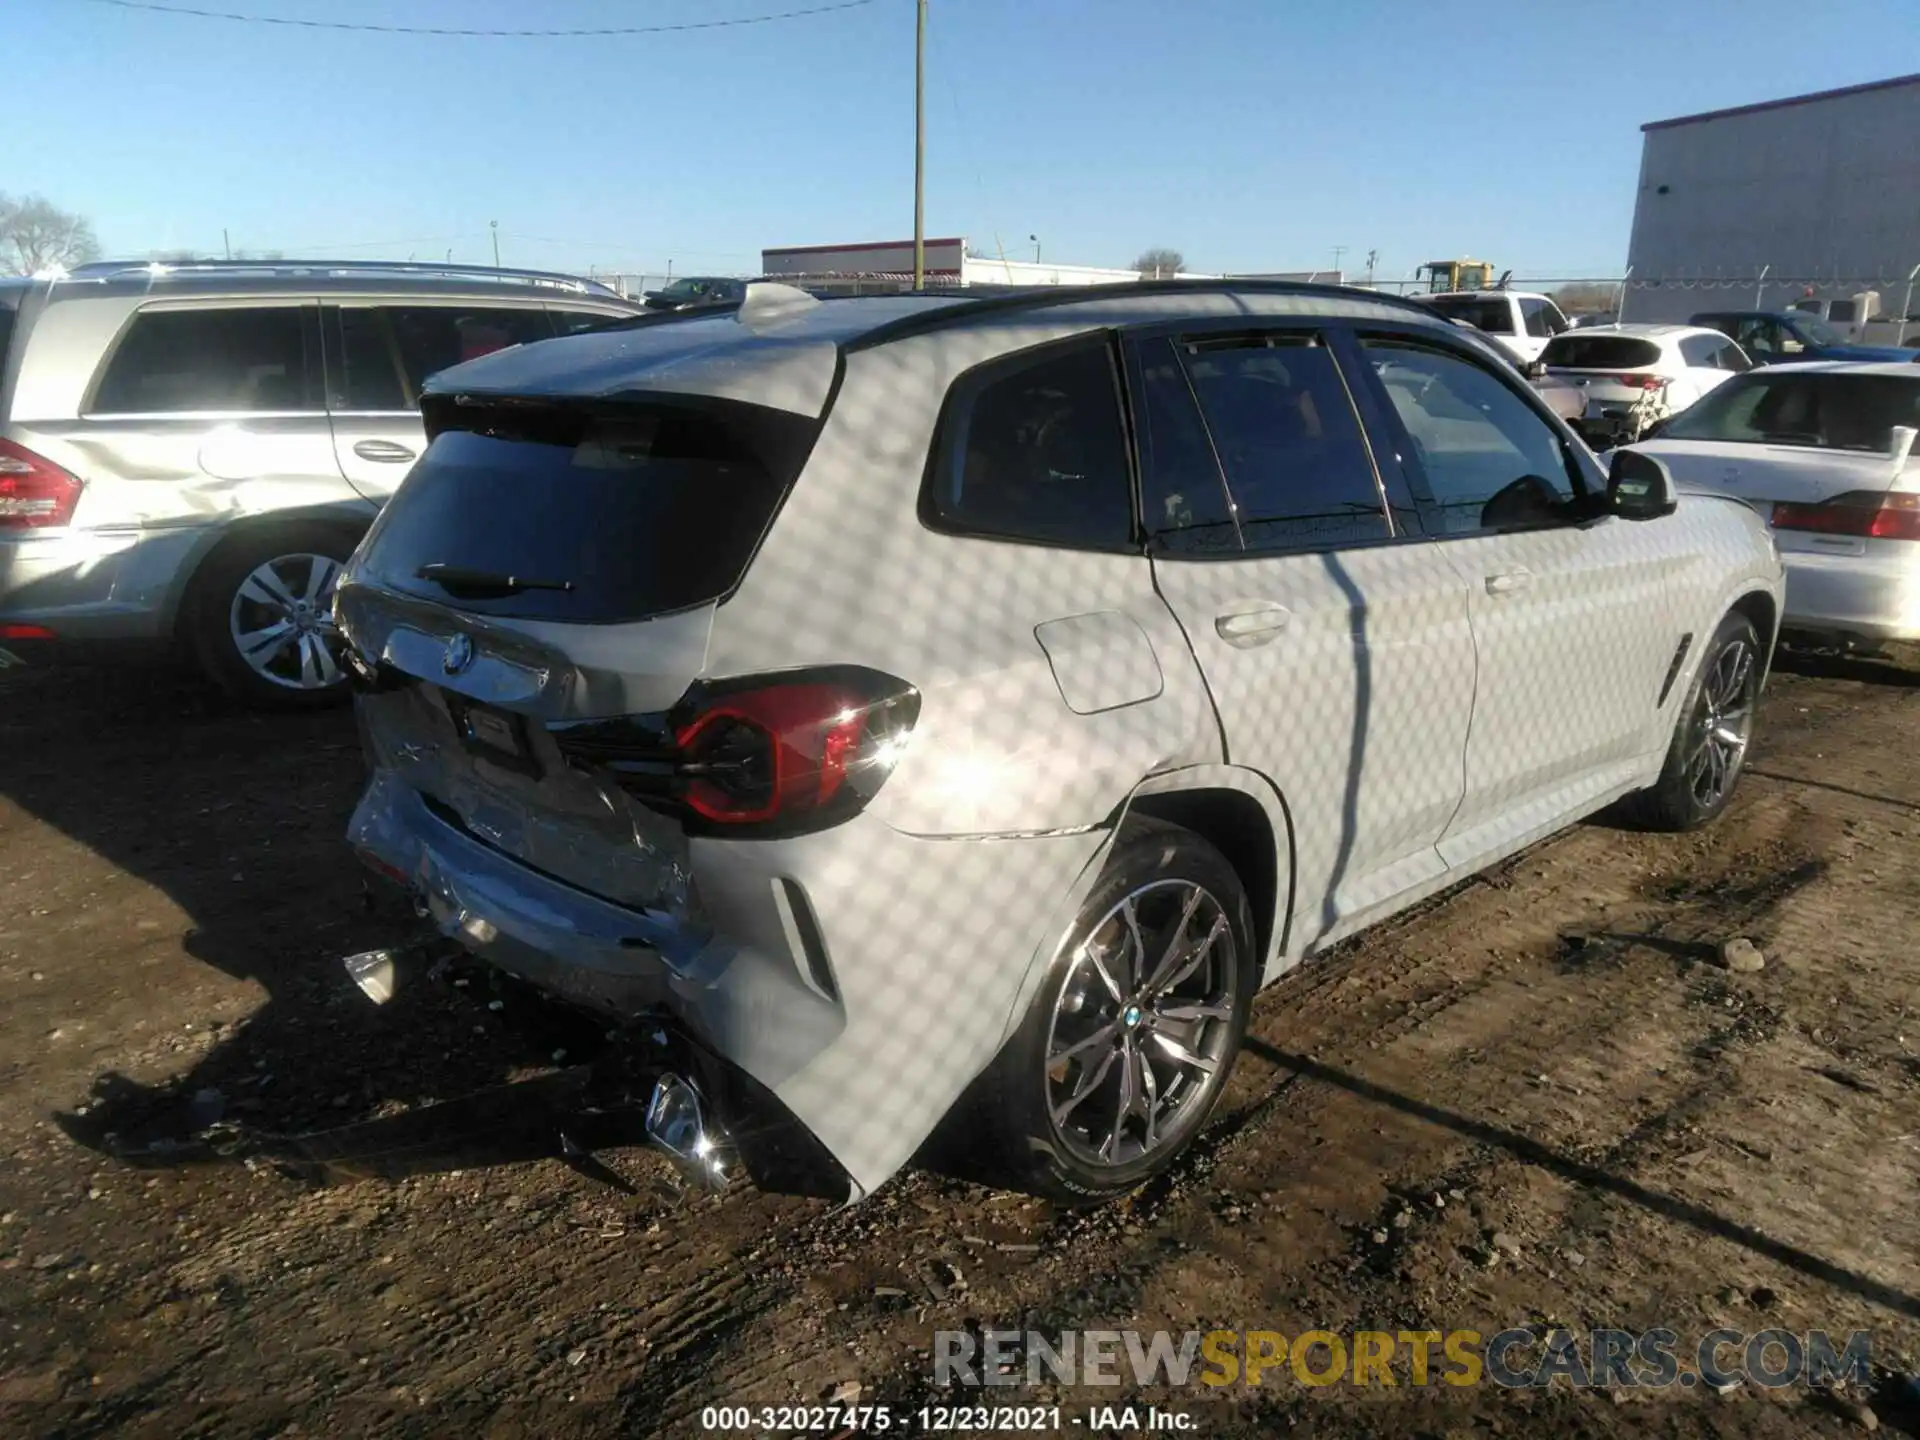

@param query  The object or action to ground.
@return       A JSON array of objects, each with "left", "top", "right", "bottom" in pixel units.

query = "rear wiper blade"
[{"left": 415, "top": 563, "right": 575, "bottom": 596}]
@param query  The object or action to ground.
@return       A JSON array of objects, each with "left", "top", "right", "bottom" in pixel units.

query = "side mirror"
[
  {"left": 1525, "top": 359, "right": 1548, "bottom": 380},
  {"left": 1608, "top": 448, "right": 1679, "bottom": 521}
]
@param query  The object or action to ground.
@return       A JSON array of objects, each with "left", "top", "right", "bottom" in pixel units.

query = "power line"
[{"left": 83, "top": 0, "right": 875, "bottom": 38}]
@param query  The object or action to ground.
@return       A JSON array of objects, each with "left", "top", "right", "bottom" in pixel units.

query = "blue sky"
[{"left": 10, "top": 0, "right": 1918, "bottom": 280}]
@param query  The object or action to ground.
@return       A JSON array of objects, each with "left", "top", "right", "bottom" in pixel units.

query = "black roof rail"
[
  {"left": 58, "top": 258, "right": 625, "bottom": 297},
  {"left": 840, "top": 277, "right": 1447, "bottom": 353}
]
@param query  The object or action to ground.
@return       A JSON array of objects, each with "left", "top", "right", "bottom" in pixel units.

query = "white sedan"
[
  {"left": 1626, "top": 362, "right": 1920, "bottom": 647},
  {"left": 1536, "top": 323, "right": 1754, "bottom": 449}
]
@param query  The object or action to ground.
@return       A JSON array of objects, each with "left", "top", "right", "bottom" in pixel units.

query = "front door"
[
  {"left": 1128, "top": 326, "right": 1477, "bottom": 959},
  {"left": 1349, "top": 330, "right": 1688, "bottom": 870}
]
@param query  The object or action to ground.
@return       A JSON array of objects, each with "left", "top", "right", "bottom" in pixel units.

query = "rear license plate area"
[{"left": 443, "top": 692, "right": 543, "bottom": 778}]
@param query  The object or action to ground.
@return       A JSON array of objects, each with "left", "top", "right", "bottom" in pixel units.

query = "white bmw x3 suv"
[{"left": 333, "top": 280, "right": 1784, "bottom": 1205}]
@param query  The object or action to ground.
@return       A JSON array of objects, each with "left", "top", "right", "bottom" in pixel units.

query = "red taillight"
[
  {"left": 0, "top": 623, "right": 56, "bottom": 640},
  {"left": 670, "top": 671, "right": 920, "bottom": 835},
  {"left": 1614, "top": 373, "right": 1667, "bottom": 390},
  {"left": 1772, "top": 490, "right": 1920, "bottom": 541},
  {"left": 0, "top": 440, "right": 83, "bottom": 530}
]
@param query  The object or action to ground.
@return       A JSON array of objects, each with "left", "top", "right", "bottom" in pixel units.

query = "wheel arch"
[
  {"left": 1120, "top": 766, "right": 1296, "bottom": 982},
  {"left": 982, "top": 765, "right": 1297, "bottom": 1062},
  {"left": 165, "top": 504, "right": 375, "bottom": 640},
  {"left": 1727, "top": 584, "right": 1780, "bottom": 682}
]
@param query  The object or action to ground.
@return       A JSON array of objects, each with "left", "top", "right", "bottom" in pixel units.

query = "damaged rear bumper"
[
  {"left": 347, "top": 767, "right": 1115, "bottom": 1201},
  {"left": 346, "top": 771, "right": 853, "bottom": 1198}
]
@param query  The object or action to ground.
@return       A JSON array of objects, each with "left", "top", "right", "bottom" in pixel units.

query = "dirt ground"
[{"left": 1, "top": 650, "right": 1917, "bottom": 1439}]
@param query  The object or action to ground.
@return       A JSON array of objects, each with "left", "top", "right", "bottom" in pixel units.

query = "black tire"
[
  {"left": 1630, "top": 610, "right": 1763, "bottom": 832},
  {"left": 184, "top": 523, "right": 360, "bottom": 711},
  {"left": 969, "top": 819, "right": 1256, "bottom": 1204}
]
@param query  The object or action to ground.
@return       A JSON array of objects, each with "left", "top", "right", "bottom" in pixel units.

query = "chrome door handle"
[
  {"left": 1485, "top": 568, "right": 1535, "bottom": 596},
  {"left": 353, "top": 439, "right": 417, "bottom": 463},
  {"left": 1214, "top": 605, "right": 1291, "bottom": 647}
]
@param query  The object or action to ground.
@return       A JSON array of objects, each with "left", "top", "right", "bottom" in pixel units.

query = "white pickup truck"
[{"left": 1417, "top": 290, "right": 1572, "bottom": 365}]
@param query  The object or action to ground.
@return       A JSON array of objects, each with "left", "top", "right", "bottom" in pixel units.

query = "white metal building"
[
  {"left": 1625, "top": 73, "right": 1920, "bottom": 324},
  {"left": 760, "top": 237, "right": 1214, "bottom": 291}
]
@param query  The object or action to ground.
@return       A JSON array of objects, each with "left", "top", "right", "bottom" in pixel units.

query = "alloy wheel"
[
  {"left": 1686, "top": 635, "right": 1756, "bottom": 808},
  {"left": 227, "top": 552, "right": 346, "bottom": 691},
  {"left": 1044, "top": 879, "right": 1240, "bottom": 1170}
]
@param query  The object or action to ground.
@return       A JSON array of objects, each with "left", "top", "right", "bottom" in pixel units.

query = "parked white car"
[
  {"left": 1627, "top": 361, "right": 1920, "bottom": 649},
  {"left": 334, "top": 280, "right": 1783, "bottom": 1205},
  {"left": 1417, "top": 290, "right": 1570, "bottom": 364},
  {"left": 1536, "top": 324, "right": 1753, "bottom": 449}
]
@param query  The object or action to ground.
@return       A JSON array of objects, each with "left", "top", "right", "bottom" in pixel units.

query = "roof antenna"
[{"left": 736, "top": 281, "right": 821, "bottom": 328}]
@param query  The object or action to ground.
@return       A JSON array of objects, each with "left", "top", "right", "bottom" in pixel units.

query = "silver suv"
[
  {"left": 336, "top": 281, "right": 1783, "bottom": 1204},
  {"left": 0, "top": 260, "right": 641, "bottom": 706}
]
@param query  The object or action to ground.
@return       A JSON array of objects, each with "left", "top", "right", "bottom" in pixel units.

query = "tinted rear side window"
[
  {"left": 552, "top": 309, "right": 618, "bottom": 335},
  {"left": 1133, "top": 335, "right": 1239, "bottom": 554},
  {"left": 1540, "top": 335, "right": 1663, "bottom": 370},
  {"left": 1179, "top": 334, "right": 1388, "bottom": 552},
  {"left": 356, "top": 397, "right": 818, "bottom": 622},
  {"left": 386, "top": 307, "right": 555, "bottom": 396},
  {"left": 92, "top": 307, "right": 320, "bottom": 413},
  {"left": 331, "top": 307, "right": 409, "bottom": 411},
  {"left": 924, "top": 337, "right": 1134, "bottom": 550}
]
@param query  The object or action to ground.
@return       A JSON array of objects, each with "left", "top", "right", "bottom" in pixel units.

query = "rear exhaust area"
[
  {"left": 338, "top": 936, "right": 739, "bottom": 1193},
  {"left": 644, "top": 1072, "right": 734, "bottom": 1192},
  {"left": 339, "top": 935, "right": 468, "bottom": 1005},
  {"left": 342, "top": 948, "right": 402, "bottom": 1005}
]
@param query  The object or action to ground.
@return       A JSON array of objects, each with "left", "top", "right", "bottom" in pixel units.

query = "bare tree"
[
  {"left": 1134, "top": 247, "right": 1186, "bottom": 279},
  {"left": 0, "top": 193, "right": 102, "bottom": 275}
]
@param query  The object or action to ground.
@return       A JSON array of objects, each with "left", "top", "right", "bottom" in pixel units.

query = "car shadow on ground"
[
  {"left": 2, "top": 663, "right": 645, "bottom": 1189},
  {"left": 1771, "top": 642, "right": 1920, "bottom": 689},
  {"left": 1237, "top": 1037, "right": 1920, "bottom": 1323}
]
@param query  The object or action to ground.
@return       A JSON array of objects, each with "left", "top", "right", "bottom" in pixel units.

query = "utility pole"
[
  {"left": 490, "top": 220, "right": 500, "bottom": 268},
  {"left": 223, "top": 229, "right": 232, "bottom": 260},
  {"left": 1331, "top": 245, "right": 1347, "bottom": 276},
  {"left": 1365, "top": 248, "right": 1378, "bottom": 286},
  {"left": 913, "top": 0, "right": 926, "bottom": 291}
]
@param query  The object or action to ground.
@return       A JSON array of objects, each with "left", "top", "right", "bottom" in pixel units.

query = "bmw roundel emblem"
[{"left": 442, "top": 632, "right": 476, "bottom": 675}]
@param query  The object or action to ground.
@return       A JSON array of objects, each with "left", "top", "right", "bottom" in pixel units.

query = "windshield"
[
  {"left": 1786, "top": 315, "right": 1842, "bottom": 347},
  {"left": 1658, "top": 371, "right": 1920, "bottom": 451},
  {"left": 1423, "top": 296, "right": 1514, "bottom": 334}
]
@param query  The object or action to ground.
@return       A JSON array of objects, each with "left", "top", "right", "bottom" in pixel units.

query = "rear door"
[
  {"left": 1132, "top": 325, "right": 1478, "bottom": 953},
  {"left": 1516, "top": 298, "right": 1557, "bottom": 363},
  {"left": 1675, "top": 333, "right": 1738, "bottom": 409},
  {"left": 67, "top": 300, "right": 345, "bottom": 528},
  {"left": 1351, "top": 330, "right": 1688, "bottom": 868},
  {"left": 323, "top": 302, "right": 556, "bottom": 501}
]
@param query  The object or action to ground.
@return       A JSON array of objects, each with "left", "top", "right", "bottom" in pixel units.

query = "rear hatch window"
[
  {"left": 1424, "top": 297, "right": 1514, "bottom": 334},
  {"left": 1541, "top": 335, "right": 1662, "bottom": 370},
  {"left": 354, "top": 394, "right": 819, "bottom": 623}
]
